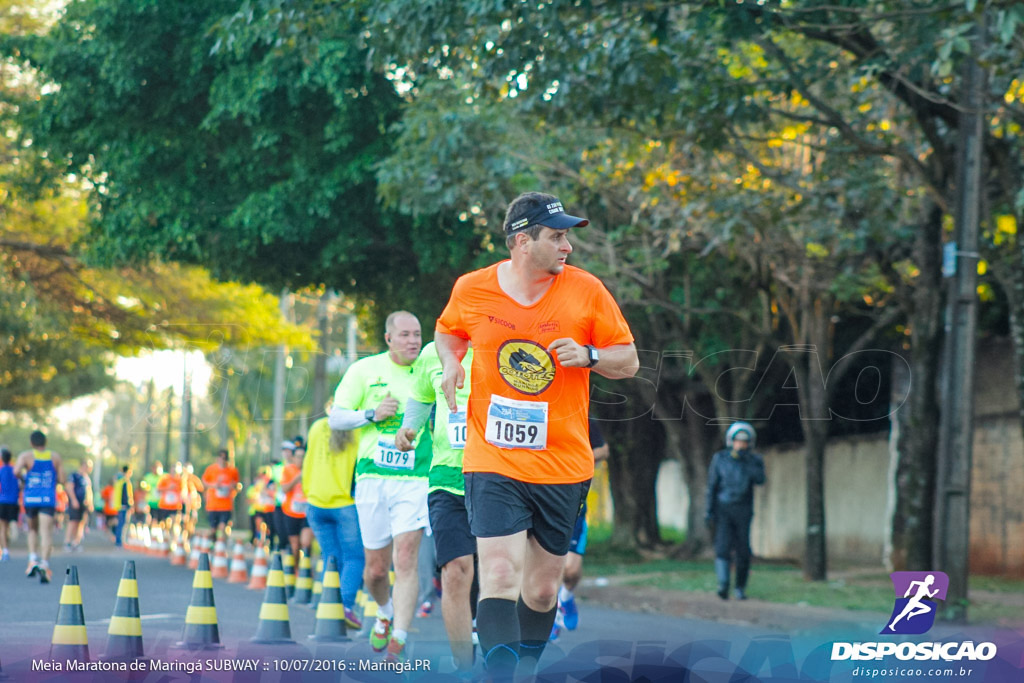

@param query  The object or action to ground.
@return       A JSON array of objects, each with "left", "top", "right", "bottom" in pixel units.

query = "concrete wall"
[
  {"left": 655, "top": 434, "right": 893, "bottom": 564},
  {"left": 970, "top": 414, "right": 1024, "bottom": 576},
  {"left": 654, "top": 337, "right": 1024, "bottom": 576},
  {"left": 748, "top": 434, "right": 891, "bottom": 563}
]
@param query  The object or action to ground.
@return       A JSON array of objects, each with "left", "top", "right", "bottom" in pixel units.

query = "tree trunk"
[
  {"left": 606, "top": 415, "right": 664, "bottom": 548},
  {"left": 310, "top": 291, "right": 332, "bottom": 423},
  {"left": 888, "top": 204, "right": 944, "bottom": 571},
  {"left": 803, "top": 418, "right": 829, "bottom": 581},
  {"left": 678, "top": 387, "right": 719, "bottom": 556},
  {"left": 791, "top": 299, "right": 832, "bottom": 582}
]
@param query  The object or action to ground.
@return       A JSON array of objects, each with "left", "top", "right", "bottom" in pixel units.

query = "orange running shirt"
[
  {"left": 436, "top": 263, "right": 633, "bottom": 484},
  {"left": 201, "top": 463, "right": 239, "bottom": 512},
  {"left": 157, "top": 473, "right": 183, "bottom": 510},
  {"left": 102, "top": 484, "right": 116, "bottom": 516},
  {"left": 281, "top": 463, "right": 307, "bottom": 519}
]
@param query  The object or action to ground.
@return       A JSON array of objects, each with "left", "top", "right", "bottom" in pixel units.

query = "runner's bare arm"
[
  {"left": 14, "top": 451, "right": 30, "bottom": 477},
  {"left": 547, "top": 340, "right": 639, "bottom": 379},
  {"left": 53, "top": 451, "right": 65, "bottom": 485},
  {"left": 436, "top": 331, "right": 469, "bottom": 413}
]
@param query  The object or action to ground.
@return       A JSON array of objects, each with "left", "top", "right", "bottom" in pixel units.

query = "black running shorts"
[
  {"left": 0, "top": 503, "right": 18, "bottom": 522},
  {"left": 206, "top": 509, "right": 232, "bottom": 528},
  {"left": 464, "top": 472, "right": 590, "bottom": 556},
  {"left": 283, "top": 514, "right": 308, "bottom": 537},
  {"left": 428, "top": 490, "right": 476, "bottom": 568}
]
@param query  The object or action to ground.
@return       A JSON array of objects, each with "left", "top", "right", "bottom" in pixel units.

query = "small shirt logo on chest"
[
  {"left": 488, "top": 315, "right": 516, "bottom": 330},
  {"left": 538, "top": 321, "right": 560, "bottom": 334}
]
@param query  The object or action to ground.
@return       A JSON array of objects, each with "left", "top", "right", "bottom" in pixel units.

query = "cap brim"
[{"left": 538, "top": 213, "right": 589, "bottom": 230}]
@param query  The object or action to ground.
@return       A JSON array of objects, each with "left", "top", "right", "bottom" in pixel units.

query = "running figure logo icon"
[{"left": 881, "top": 571, "right": 949, "bottom": 635}]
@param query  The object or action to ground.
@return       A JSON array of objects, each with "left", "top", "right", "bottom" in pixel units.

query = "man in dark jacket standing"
[{"left": 705, "top": 422, "right": 765, "bottom": 600}]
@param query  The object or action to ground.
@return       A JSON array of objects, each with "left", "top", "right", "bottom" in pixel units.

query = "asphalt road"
[
  {"left": 4, "top": 531, "right": 1020, "bottom": 682},
  {"left": 0, "top": 529, "right": 785, "bottom": 681}
]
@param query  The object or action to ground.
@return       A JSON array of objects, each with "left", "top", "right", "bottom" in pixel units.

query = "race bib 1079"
[{"left": 375, "top": 440, "right": 415, "bottom": 470}]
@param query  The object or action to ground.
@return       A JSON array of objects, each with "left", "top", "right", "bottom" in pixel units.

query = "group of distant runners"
[{"left": 0, "top": 434, "right": 246, "bottom": 577}]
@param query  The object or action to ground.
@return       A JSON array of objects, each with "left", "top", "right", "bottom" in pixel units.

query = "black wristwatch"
[
  {"left": 585, "top": 345, "right": 600, "bottom": 368},
  {"left": 364, "top": 409, "right": 377, "bottom": 423}
]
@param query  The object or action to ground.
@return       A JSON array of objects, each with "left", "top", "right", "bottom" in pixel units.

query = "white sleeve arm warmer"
[
  {"left": 400, "top": 399, "right": 433, "bottom": 433},
  {"left": 328, "top": 406, "right": 370, "bottom": 431}
]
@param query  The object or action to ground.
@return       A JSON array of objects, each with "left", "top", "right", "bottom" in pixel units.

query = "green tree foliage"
[
  {"left": 360, "top": 0, "right": 1024, "bottom": 578},
  {"left": 1, "top": 2, "right": 314, "bottom": 412},
  {"left": 8, "top": 0, "right": 476, "bottom": 325},
  {"left": 0, "top": 260, "right": 113, "bottom": 411}
]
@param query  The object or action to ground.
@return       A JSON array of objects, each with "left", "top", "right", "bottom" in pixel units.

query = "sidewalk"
[{"left": 577, "top": 571, "right": 1024, "bottom": 638}]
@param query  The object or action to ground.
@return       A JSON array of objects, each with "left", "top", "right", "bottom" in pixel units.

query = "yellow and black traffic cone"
[
  {"left": 102, "top": 560, "right": 146, "bottom": 661},
  {"left": 51, "top": 565, "right": 89, "bottom": 662},
  {"left": 309, "top": 557, "right": 324, "bottom": 610},
  {"left": 292, "top": 551, "right": 313, "bottom": 604},
  {"left": 359, "top": 588, "right": 378, "bottom": 620},
  {"left": 250, "top": 552, "right": 295, "bottom": 644},
  {"left": 309, "top": 556, "right": 348, "bottom": 643},
  {"left": 175, "top": 553, "right": 223, "bottom": 650},
  {"left": 282, "top": 550, "right": 297, "bottom": 600}
]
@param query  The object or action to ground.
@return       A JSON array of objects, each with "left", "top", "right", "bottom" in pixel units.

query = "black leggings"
[{"left": 713, "top": 503, "right": 753, "bottom": 585}]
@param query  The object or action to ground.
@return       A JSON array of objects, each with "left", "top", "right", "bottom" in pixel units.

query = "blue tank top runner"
[
  {"left": 0, "top": 464, "right": 19, "bottom": 504},
  {"left": 23, "top": 451, "right": 56, "bottom": 508}
]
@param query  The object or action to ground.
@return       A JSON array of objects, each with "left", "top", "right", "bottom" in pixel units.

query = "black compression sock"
[
  {"left": 477, "top": 598, "right": 520, "bottom": 679},
  {"left": 517, "top": 596, "right": 558, "bottom": 675}
]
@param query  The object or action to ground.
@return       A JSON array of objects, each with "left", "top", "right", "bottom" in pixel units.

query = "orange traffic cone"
[
  {"left": 227, "top": 542, "right": 249, "bottom": 584},
  {"left": 51, "top": 566, "right": 89, "bottom": 662},
  {"left": 155, "top": 526, "right": 170, "bottom": 558},
  {"left": 250, "top": 553, "right": 295, "bottom": 644},
  {"left": 187, "top": 535, "right": 202, "bottom": 570},
  {"left": 170, "top": 528, "right": 187, "bottom": 567},
  {"left": 210, "top": 535, "right": 229, "bottom": 580},
  {"left": 247, "top": 542, "right": 269, "bottom": 591}
]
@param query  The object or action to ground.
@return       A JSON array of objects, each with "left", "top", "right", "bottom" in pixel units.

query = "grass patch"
[{"left": 583, "top": 537, "right": 1024, "bottom": 624}]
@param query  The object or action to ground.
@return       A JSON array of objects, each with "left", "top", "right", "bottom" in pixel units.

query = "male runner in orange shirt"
[
  {"left": 201, "top": 450, "right": 241, "bottom": 536},
  {"left": 281, "top": 448, "right": 313, "bottom": 561},
  {"left": 435, "top": 191, "right": 638, "bottom": 678},
  {"left": 156, "top": 462, "right": 186, "bottom": 531}
]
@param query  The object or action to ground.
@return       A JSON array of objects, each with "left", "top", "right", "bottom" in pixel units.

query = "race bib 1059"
[{"left": 485, "top": 396, "right": 548, "bottom": 450}]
